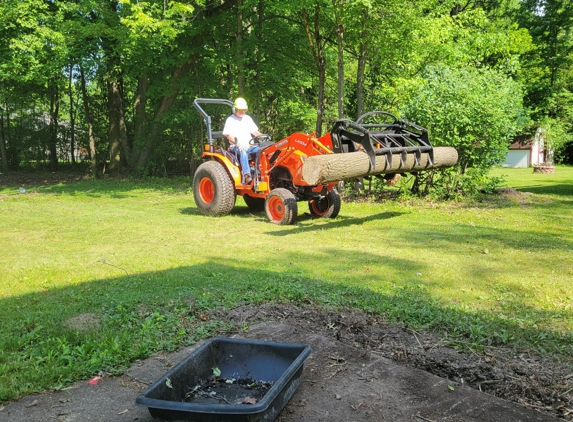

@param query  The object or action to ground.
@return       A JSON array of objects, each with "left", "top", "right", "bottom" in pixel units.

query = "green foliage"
[
  {"left": 0, "top": 0, "right": 67, "bottom": 85},
  {"left": 515, "top": 0, "right": 573, "bottom": 157},
  {"left": 402, "top": 66, "right": 528, "bottom": 195},
  {"left": 0, "top": 0, "right": 571, "bottom": 173},
  {"left": 404, "top": 167, "right": 506, "bottom": 200}
]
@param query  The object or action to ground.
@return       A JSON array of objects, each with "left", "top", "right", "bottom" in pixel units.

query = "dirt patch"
[
  {"left": 64, "top": 313, "right": 102, "bottom": 332},
  {"left": 0, "top": 171, "right": 90, "bottom": 188},
  {"left": 209, "top": 303, "right": 573, "bottom": 421},
  {"left": 2, "top": 303, "right": 568, "bottom": 422}
]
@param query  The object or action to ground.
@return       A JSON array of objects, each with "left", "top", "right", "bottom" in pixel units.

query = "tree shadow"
[
  {"left": 266, "top": 211, "right": 404, "bottom": 236},
  {"left": 1, "top": 175, "right": 192, "bottom": 197},
  {"left": 2, "top": 251, "right": 572, "bottom": 402},
  {"left": 516, "top": 184, "right": 573, "bottom": 197}
]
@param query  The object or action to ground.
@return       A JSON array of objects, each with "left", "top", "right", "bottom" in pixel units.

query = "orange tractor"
[{"left": 192, "top": 98, "right": 435, "bottom": 225}]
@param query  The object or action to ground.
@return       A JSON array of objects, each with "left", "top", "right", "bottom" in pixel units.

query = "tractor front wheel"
[
  {"left": 308, "top": 189, "right": 341, "bottom": 218},
  {"left": 265, "top": 188, "right": 298, "bottom": 225},
  {"left": 193, "top": 161, "right": 236, "bottom": 216}
]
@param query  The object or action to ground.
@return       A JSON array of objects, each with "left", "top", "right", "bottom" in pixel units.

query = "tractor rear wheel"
[
  {"left": 243, "top": 195, "right": 266, "bottom": 212},
  {"left": 265, "top": 188, "right": 298, "bottom": 225},
  {"left": 308, "top": 189, "right": 341, "bottom": 218},
  {"left": 193, "top": 161, "right": 236, "bottom": 216}
]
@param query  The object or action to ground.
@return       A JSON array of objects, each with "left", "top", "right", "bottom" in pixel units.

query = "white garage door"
[{"left": 502, "top": 150, "right": 530, "bottom": 168}]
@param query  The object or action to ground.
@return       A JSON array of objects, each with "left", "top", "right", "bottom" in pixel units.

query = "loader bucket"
[{"left": 329, "top": 112, "right": 433, "bottom": 171}]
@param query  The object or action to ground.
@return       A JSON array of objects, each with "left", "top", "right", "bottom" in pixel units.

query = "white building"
[{"left": 502, "top": 128, "right": 551, "bottom": 168}]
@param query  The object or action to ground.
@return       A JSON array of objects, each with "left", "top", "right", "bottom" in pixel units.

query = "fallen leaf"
[
  {"left": 242, "top": 397, "right": 258, "bottom": 404},
  {"left": 117, "top": 409, "right": 128, "bottom": 415},
  {"left": 25, "top": 400, "right": 40, "bottom": 408},
  {"left": 166, "top": 378, "right": 173, "bottom": 389},
  {"left": 448, "top": 385, "right": 455, "bottom": 391},
  {"left": 200, "top": 313, "right": 209, "bottom": 321},
  {"left": 212, "top": 366, "right": 221, "bottom": 377}
]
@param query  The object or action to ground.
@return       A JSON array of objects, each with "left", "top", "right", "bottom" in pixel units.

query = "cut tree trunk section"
[{"left": 302, "top": 146, "right": 458, "bottom": 185}]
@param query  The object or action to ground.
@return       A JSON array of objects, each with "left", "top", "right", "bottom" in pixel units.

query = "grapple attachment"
[{"left": 329, "top": 111, "right": 433, "bottom": 171}]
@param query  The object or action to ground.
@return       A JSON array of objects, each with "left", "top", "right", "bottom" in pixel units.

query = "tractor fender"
[{"left": 201, "top": 152, "right": 242, "bottom": 186}]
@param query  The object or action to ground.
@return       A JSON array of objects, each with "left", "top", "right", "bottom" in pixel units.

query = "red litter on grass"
[{"left": 89, "top": 376, "right": 103, "bottom": 385}]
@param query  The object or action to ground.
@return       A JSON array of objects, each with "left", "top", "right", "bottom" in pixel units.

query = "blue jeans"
[{"left": 232, "top": 146, "right": 259, "bottom": 177}]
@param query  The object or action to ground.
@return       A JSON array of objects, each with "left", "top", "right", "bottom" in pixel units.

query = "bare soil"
[
  {"left": 0, "top": 170, "right": 91, "bottom": 188},
  {"left": 2, "top": 303, "right": 570, "bottom": 422},
  {"left": 210, "top": 303, "right": 573, "bottom": 421}
]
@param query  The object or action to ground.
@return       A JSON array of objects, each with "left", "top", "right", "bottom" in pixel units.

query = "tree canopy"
[{"left": 0, "top": 0, "right": 570, "bottom": 182}]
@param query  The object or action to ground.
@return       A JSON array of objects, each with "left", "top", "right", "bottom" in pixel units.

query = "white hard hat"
[{"left": 234, "top": 97, "right": 248, "bottom": 110}]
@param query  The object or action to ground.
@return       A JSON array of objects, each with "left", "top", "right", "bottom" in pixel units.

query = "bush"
[{"left": 402, "top": 66, "right": 527, "bottom": 197}]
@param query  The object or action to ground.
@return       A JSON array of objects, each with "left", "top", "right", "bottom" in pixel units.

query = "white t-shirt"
[{"left": 223, "top": 114, "right": 259, "bottom": 151}]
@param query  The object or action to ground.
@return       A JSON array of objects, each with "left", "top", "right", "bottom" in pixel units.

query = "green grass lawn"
[{"left": 0, "top": 166, "right": 572, "bottom": 402}]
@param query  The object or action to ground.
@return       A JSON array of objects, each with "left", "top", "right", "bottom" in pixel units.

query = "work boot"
[{"left": 243, "top": 174, "right": 252, "bottom": 184}]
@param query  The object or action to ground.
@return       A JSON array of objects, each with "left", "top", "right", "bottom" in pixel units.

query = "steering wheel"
[{"left": 249, "top": 134, "right": 272, "bottom": 146}]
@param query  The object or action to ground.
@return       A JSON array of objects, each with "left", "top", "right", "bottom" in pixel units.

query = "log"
[{"left": 301, "top": 146, "right": 458, "bottom": 185}]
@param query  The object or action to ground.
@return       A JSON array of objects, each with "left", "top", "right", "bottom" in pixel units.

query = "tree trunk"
[
  {"left": 303, "top": 7, "right": 326, "bottom": 136},
  {"left": 334, "top": 0, "right": 344, "bottom": 119},
  {"left": 236, "top": 0, "right": 245, "bottom": 96},
  {"left": 133, "top": 74, "right": 147, "bottom": 161},
  {"left": 0, "top": 111, "right": 8, "bottom": 173},
  {"left": 79, "top": 65, "right": 98, "bottom": 177},
  {"left": 254, "top": 0, "right": 264, "bottom": 114},
  {"left": 107, "top": 81, "right": 131, "bottom": 173},
  {"left": 302, "top": 147, "right": 458, "bottom": 185},
  {"left": 356, "top": 9, "right": 368, "bottom": 119},
  {"left": 134, "top": 60, "right": 193, "bottom": 173},
  {"left": 69, "top": 64, "right": 76, "bottom": 164},
  {"left": 49, "top": 77, "right": 60, "bottom": 172}
]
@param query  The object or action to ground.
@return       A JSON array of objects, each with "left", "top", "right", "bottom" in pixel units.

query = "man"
[{"left": 223, "top": 97, "right": 261, "bottom": 184}]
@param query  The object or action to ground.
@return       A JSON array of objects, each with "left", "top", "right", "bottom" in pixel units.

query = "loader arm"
[{"left": 328, "top": 111, "right": 434, "bottom": 172}]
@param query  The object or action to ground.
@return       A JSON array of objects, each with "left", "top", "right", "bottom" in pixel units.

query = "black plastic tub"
[{"left": 136, "top": 337, "right": 312, "bottom": 421}]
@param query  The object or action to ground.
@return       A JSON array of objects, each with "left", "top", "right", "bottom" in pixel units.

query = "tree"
[
  {"left": 516, "top": 0, "right": 573, "bottom": 162},
  {"left": 0, "top": 0, "right": 67, "bottom": 171},
  {"left": 402, "top": 66, "right": 527, "bottom": 187}
]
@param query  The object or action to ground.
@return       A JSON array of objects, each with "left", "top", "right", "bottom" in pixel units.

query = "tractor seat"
[
  {"left": 210, "top": 131, "right": 240, "bottom": 166},
  {"left": 212, "top": 131, "right": 225, "bottom": 140}
]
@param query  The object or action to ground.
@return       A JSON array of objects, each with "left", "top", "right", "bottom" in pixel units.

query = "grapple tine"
[
  {"left": 428, "top": 149, "right": 434, "bottom": 166},
  {"left": 414, "top": 149, "right": 421, "bottom": 166},
  {"left": 400, "top": 151, "right": 407, "bottom": 167},
  {"left": 385, "top": 150, "right": 393, "bottom": 169},
  {"left": 330, "top": 112, "right": 434, "bottom": 175}
]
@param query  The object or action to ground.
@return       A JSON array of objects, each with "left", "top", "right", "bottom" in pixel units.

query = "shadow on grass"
[
  {"left": 266, "top": 211, "right": 404, "bottom": 235},
  {"left": 0, "top": 172, "right": 192, "bottom": 196},
  {"left": 400, "top": 222, "right": 573, "bottom": 252},
  {"left": 516, "top": 184, "right": 573, "bottom": 197},
  {"left": 180, "top": 203, "right": 404, "bottom": 230},
  {"left": 2, "top": 253, "right": 572, "bottom": 402}
]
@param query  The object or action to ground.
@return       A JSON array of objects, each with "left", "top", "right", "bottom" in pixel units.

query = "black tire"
[
  {"left": 193, "top": 161, "right": 236, "bottom": 216},
  {"left": 243, "top": 195, "right": 266, "bottom": 212},
  {"left": 265, "top": 188, "right": 298, "bottom": 225},
  {"left": 308, "top": 189, "right": 341, "bottom": 218}
]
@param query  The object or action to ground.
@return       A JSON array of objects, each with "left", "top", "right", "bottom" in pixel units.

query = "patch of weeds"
[{"left": 0, "top": 297, "right": 234, "bottom": 403}]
